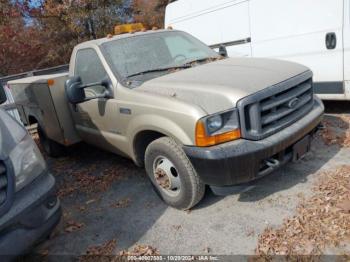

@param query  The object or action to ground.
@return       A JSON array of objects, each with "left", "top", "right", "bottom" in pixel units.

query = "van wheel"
[
  {"left": 37, "top": 125, "right": 65, "bottom": 157},
  {"left": 145, "top": 137, "right": 205, "bottom": 210}
]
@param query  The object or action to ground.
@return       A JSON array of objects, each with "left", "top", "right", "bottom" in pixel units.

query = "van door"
[
  {"left": 250, "top": 0, "right": 344, "bottom": 95},
  {"left": 166, "top": 0, "right": 252, "bottom": 57},
  {"left": 344, "top": 0, "right": 350, "bottom": 96}
]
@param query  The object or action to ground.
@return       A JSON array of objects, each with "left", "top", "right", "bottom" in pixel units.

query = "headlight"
[
  {"left": 9, "top": 134, "right": 46, "bottom": 192},
  {"left": 207, "top": 115, "right": 223, "bottom": 134},
  {"left": 195, "top": 109, "right": 241, "bottom": 147}
]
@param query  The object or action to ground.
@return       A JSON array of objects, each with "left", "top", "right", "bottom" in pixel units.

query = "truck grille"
[
  {"left": 0, "top": 161, "right": 7, "bottom": 206},
  {"left": 238, "top": 71, "right": 314, "bottom": 140}
]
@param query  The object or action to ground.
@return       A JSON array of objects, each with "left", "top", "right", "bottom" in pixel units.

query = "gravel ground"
[{"left": 27, "top": 101, "right": 350, "bottom": 259}]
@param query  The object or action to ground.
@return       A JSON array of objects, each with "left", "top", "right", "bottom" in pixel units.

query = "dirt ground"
[{"left": 27, "top": 101, "right": 350, "bottom": 260}]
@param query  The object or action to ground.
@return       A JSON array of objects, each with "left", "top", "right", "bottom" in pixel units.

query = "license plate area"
[{"left": 293, "top": 135, "right": 311, "bottom": 161}]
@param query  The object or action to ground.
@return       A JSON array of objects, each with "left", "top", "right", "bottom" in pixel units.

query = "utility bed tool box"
[{"left": 8, "top": 73, "right": 81, "bottom": 146}]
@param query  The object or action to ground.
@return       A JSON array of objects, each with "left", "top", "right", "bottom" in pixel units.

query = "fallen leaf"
[
  {"left": 77, "top": 206, "right": 87, "bottom": 212},
  {"left": 256, "top": 165, "right": 350, "bottom": 256},
  {"left": 337, "top": 199, "right": 350, "bottom": 214},
  {"left": 79, "top": 239, "right": 117, "bottom": 262},
  {"left": 119, "top": 245, "right": 159, "bottom": 256},
  {"left": 110, "top": 198, "right": 131, "bottom": 209},
  {"left": 86, "top": 199, "right": 97, "bottom": 205},
  {"left": 85, "top": 239, "right": 117, "bottom": 256},
  {"left": 65, "top": 220, "right": 85, "bottom": 233},
  {"left": 172, "top": 225, "right": 182, "bottom": 231},
  {"left": 39, "top": 249, "right": 49, "bottom": 256},
  {"left": 319, "top": 116, "right": 350, "bottom": 147}
]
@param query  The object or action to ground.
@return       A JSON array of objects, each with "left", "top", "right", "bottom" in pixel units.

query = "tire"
[
  {"left": 37, "top": 125, "right": 65, "bottom": 157},
  {"left": 145, "top": 137, "right": 205, "bottom": 210}
]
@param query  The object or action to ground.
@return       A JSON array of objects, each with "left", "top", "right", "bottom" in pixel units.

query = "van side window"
[{"left": 75, "top": 49, "right": 108, "bottom": 96}]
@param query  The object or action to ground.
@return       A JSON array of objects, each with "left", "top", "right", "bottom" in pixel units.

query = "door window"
[{"left": 75, "top": 49, "right": 108, "bottom": 96}]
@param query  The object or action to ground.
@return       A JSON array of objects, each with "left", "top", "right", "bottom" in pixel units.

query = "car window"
[
  {"left": 75, "top": 48, "right": 108, "bottom": 96},
  {"left": 102, "top": 31, "right": 219, "bottom": 82},
  {"left": 103, "top": 37, "right": 172, "bottom": 80},
  {"left": 165, "top": 35, "right": 208, "bottom": 60}
]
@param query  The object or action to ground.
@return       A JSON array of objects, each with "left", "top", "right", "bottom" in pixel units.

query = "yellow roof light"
[{"left": 114, "top": 23, "right": 145, "bottom": 35}]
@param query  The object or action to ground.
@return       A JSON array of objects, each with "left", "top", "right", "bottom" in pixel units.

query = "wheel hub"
[
  {"left": 155, "top": 168, "right": 171, "bottom": 189},
  {"left": 153, "top": 157, "right": 181, "bottom": 197}
]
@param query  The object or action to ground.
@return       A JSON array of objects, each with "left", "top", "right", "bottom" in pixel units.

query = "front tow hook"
[{"left": 265, "top": 158, "right": 280, "bottom": 168}]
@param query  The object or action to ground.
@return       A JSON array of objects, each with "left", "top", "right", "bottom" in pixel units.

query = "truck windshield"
[{"left": 101, "top": 31, "right": 219, "bottom": 83}]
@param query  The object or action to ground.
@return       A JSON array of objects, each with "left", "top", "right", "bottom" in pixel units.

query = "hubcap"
[{"left": 153, "top": 156, "right": 181, "bottom": 197}]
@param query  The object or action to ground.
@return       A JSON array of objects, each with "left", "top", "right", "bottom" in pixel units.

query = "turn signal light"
[{"left": 195, "top": 121, "right": 241, "bottom": 147}]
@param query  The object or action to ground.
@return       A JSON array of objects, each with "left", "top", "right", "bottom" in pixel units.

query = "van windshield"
[{"left": 101, "top": 31, "right": 219, "bottom": 83}]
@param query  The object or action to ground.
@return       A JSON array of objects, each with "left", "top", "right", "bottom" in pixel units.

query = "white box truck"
[{"left": 165, "top": 0, "right": 350, "bottom": 101}]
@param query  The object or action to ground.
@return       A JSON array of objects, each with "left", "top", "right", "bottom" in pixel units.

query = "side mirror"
[
  {"left": 0, "top": 85, "right": 7, "bottom": 105},
  {"left": 65, "top": 76, "right": 86, "bottom": 104},
  {"left": 65, "top": 76, "right": 112, "bottom": 104},
  {"left": 218, "top": 45, "right": 228, "bottom": 58}
]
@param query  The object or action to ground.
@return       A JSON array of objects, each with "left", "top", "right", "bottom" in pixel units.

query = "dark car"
[{"left": 0, "top": 85, "right": 61, "bottom": 259}]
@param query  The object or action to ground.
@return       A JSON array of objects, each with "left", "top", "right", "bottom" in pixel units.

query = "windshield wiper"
[
  {"left": 182, "top": 57, "right": 220, "bottom": 66},
  {"left": 126, "top": 65, "right": 192, "bottom": 78},
  {"left": 126, "top": 57, "right": 220, "bottom": 79}
]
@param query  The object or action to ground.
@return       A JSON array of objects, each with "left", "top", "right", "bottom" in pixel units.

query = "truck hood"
[{"left": 137, "top": 58, "right": 310, "bottom": 114}]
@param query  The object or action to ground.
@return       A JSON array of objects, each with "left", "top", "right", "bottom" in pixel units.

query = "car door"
[
  {"left": 71, "top": 48, "right": 127, "bottom": 155},
  {"left": 250, "top": 0, "right": 344, "bottom": 95}
]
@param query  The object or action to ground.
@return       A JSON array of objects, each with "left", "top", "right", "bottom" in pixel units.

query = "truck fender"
[{"left": 127, "top": 115, "right": 194, "bottom": 163}]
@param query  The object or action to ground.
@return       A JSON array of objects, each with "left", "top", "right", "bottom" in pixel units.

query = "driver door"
[{"left": 71, "top": 48, "right": 122, "bottom": 153}]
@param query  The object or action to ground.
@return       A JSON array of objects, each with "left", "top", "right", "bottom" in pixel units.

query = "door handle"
[{"left": 326, "top": 32, "right": 337, "bottom": 49}]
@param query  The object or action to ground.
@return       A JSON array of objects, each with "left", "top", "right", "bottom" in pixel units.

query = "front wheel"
[{"left": 145, "top": 137, "right": 205, "bottom": 210}]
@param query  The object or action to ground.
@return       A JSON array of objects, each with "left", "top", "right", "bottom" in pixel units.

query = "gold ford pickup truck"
[{"left": 9, "top": 29, "right": 324, "bottom": 209}]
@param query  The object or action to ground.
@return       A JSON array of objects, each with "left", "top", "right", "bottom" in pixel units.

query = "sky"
[{"left": 21, "top": 0, "right": 132, "bottom": 25}]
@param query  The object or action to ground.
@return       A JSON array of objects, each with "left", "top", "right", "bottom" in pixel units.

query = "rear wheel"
[
  {"left": 145, "top": 137, "right": 205, "bottom": 210},
  {"left": 37, "top": 125, "right": 65, "bottom": 157}
]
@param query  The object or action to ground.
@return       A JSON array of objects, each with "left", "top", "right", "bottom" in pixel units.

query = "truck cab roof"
[{"left": 75, "top": 29, "right": 175, "bottom": 49}]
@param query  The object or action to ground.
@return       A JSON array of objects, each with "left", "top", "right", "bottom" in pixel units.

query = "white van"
[{"left": 165, "top": 0, "right": 350, "bottom": 100}]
